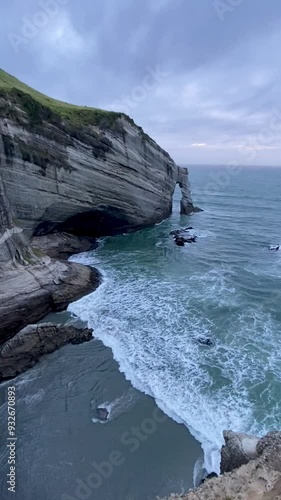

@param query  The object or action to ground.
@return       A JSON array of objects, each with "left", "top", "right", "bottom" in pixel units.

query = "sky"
[{"left": 1, "top": 0, "right": 281, "bottom": 166}]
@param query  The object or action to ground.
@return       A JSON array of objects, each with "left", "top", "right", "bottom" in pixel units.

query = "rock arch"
[{"left": 176, "top": 167, "right": 194, "bottom": 215}]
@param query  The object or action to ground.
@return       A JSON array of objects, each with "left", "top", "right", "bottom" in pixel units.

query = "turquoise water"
[{"left": 69, "top": 165, "right": 281, "bottom": 474}]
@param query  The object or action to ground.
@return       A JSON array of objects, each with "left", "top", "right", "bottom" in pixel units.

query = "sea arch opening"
[{"left": 173, "top": 166, "right": 194, "bottom": 215}]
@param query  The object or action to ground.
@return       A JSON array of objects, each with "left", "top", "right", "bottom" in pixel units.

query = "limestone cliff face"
[
  {"left": 0, "top": 170, "right": 35, "bottom": 268},
  {"left": 0, "top": 73, "right": 195, "bottom": 340},
  {"left": 178, "top": 167, "right": 194, "bottom": 215},
  {"left": 0, "top": 92, "right": 194, "bottom": 252}
]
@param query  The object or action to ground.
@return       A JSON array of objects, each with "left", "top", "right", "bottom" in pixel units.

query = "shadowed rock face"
[
  {"left": 221, "top": 430, "right": 259, "bottom": 474},
  {"left": 0, "top": 90, "right": 194, "bottom": 343},
  {"left": 0, "top": 102, "right": 194, "bottom": 244}
]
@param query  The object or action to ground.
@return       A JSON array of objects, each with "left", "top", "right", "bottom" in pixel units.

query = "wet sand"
[{"left": 0, "top": 333, "right": 202, "bottom": 500}]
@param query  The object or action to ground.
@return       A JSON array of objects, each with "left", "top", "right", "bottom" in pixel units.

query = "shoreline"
[
  {"left": 0, "top": 338, "right": 203, "bottom": 499},
  {"left": 2, "top": 225, "right": 280, "bottom": 498},
  {"left": 0, "top": 227, "right": 207, "bottom": 494},
  {"left": 0, "top": 232, "right": 102, "bottom": 379}
]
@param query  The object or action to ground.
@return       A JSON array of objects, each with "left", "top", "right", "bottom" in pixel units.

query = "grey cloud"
[{"left": 1, "top": 0, "right": 281, "bottom": 164}]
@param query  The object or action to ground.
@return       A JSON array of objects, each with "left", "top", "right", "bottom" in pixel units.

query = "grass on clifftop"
[
  {"left": 0, "top": 69, "right": 162, "bottom": 151},
  {"left": 0, "top": 69, "right": 128, "bottom": 130}
]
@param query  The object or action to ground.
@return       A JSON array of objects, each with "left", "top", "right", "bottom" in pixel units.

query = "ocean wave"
[{"left": 68, "top": 193, "right": 281, "bottom": 475}]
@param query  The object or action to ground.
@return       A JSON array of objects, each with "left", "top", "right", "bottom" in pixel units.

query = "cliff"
[
  {"left": 0, "top": 323, "right": 94, "bottom": 381},
  {"left": 0, "top": 69, "right": 194, "bottom": 342},
  {"left": 163, "top": 431, "right": 281, "bottom": 500},
  {"left": 0, "top": 172, "right": 35, "bottom": 267},
  {"left": 0, "top": 69, "right": 194, "bottom": 247}
]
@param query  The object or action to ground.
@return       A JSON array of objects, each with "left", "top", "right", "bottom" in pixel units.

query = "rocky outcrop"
[
  {"left": 31, "top": 232, "right": 98, "bottom": 260},
  {"left": 0, "top": 70, "right": 197, "bottom": 343},
  {"left": 178, "top": 167, "right": 194, "bottom": 215},
  {"left": 221, "top": 430, "right": 259, "bottom": 473},
  {"left": 0, "top": 258, "right": 101, "bottom": 344},
  {"left": 0, "top": 322, "right": 93, "bottom": 381},
  {"left": 163, "top": 432, "right": 281, "bottom": 500},
  {"left": 96, "top": 408, "right": 110, "bottom": 422},
  {"left": 0, "top": 86, "right": 194, "bottom": 242},
  {"left": 170, "top": 226, "right": 198, "bottom": 246}
]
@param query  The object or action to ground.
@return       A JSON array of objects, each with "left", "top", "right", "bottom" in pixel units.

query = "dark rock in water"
[
  {"left": 175, "top": 237, "right": 185, "bottom": 247},
  {"left": 177, "top": 235, "right": 197, "bottom": 244},
  {"left": 201, "top": 472, "right": 219, "bottom": 484},
  {"left": 0, "top": 323, "right": 93, "bottom": 382},
  {"left": 221, "top": 430, "right": 259, "bottom": 474},
  {"left": 184, "top": 236, "right": 197, "bottom": 244},
  {"left": 207, "top": 472, "right": 218, "bottom": 480},
  {"left": 198, "top": 337, "right": 213, "bottom": 346},
  {"left": 192, "top": 206, "right": 204, "bottom": 213},
  {"left": 172, "top": 229, "right": 197, "bottom": 246},
  {"left": 170, "top": 227, "right": 194, "bottom": 236},
  {"left": 96, "top": 408, "right": 109, "bottom": 421}
]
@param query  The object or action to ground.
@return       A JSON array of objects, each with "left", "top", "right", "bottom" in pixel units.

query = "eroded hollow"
[{"left": 33, "top": 208, "right": 132, "bottom": 238}]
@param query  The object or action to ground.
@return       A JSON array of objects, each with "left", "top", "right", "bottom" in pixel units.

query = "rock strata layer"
[
  {"left": 0, "top": 322, "right": 93, "bottom": 381},
  {"left": 0, "top": 257, "right": 100, "bottom": 344},
  {"left": 0, "top": 91, "right": 194, "bottom": 242},
  {"left": 0, "top": 70, "right": 196, "bottom": 343},
  {"left": 31, "top": 232, "right": 98, "bottom": 260}
]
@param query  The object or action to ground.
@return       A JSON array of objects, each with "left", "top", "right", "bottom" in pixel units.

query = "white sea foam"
[
  {"left": 91, "top": 388, "right": 139, "bottom": 424},
  {"left": 68, "top": 194, "right": 281, "bottom": 476},
  {"left": 68, "top": 257, "right": 267, "bottom": 473}
]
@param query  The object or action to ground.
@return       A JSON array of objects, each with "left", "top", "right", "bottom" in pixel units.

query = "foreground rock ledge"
[
  {"left": 0, "top": 256, "right": 101, "bottom": 344},
  {"left": 0, "top": 323, "right": 93, "bottom": 381},
  {"left": 31, "top": 232, "right": 98, "bottom": 260},
  {"left": 162, "top": 432, "right": 281, "bottom": 500}
]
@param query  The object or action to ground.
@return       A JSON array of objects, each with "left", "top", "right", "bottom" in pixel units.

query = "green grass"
[
  {"left": 0, "top": 68, "right": 163, "bottom": 156},
  {"left": 0, "top": 68, "right": 126, "bottom": 130}
]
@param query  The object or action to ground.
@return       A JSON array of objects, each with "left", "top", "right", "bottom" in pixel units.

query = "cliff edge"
[
  {"left": 0, "top": 69, "right": 195, "bottom": 342},
  {"left": 163, "top": 431, "right": 281, "bottom": 500},
  {"left": 0, "top": 69, "right": 194, "bottom": 245}
]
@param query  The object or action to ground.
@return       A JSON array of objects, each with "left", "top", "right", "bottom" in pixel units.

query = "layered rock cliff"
[
  {"left": 0, "top": 172, "right": 35, "bottom": 267},
  {"left": 0, "top": 69, "right": 194, "bottom": 250},
  {"left": 0, "top": 69, "right": 195, "bottom": 342}
]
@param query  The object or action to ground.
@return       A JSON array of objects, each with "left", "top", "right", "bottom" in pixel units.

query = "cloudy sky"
[{"left": 1, "top": 0, "right": 281, "bottom": 165}]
